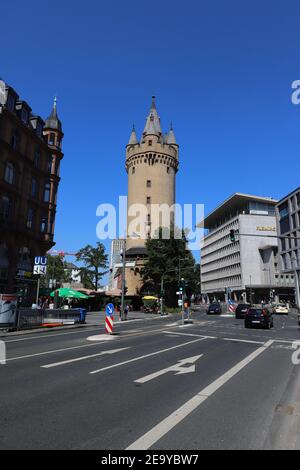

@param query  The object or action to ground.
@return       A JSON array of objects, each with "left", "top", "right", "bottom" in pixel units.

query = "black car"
[
  {"left": 235, "top": 303, "right": 251, "bottom": 319},
  {"left": 245, "top": 307, "right": 273, "bottom": 329},
  {"left": 207, "top": 303, "right": 222, "bottom": 315}
]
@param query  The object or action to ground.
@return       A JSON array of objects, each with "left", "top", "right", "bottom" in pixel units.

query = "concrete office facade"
[
  {"left": 276, "top": 187, "right": 300, "bottom": 306},
  {"left": 201, "top": 193, "right": 294, "bottom": 303}
]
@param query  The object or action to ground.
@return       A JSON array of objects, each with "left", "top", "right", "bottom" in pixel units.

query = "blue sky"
[{"left": 2, "top": 0, "right": 300, "bottom": 266}]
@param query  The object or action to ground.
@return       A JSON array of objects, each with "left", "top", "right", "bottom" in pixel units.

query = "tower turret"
[{"left": 43, "top": 98, "right": 64, "bottom": 242}]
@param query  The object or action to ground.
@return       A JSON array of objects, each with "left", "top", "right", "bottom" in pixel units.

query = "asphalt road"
[{"left": 1, "top": 309, "right": 300, "bottom": 450}]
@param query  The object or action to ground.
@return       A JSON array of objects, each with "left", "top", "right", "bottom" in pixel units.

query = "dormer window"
[
  {"left": 21, "top": 108, "right": 29, "bottom": 124},
  {"left": 36, "top": 122, "right": 43, "bottom": 137},
  {"left": 6, "top": 94, "right": 15, "bottom": 112}
]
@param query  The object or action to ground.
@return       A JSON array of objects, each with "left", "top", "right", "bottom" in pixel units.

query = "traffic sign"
[
  {"left": 106, "top": 303, "right": 114, "bottom": 317},
  {"left": 34, "top": 256, "right": 47, "bottom": 266},
  {"left": 33, "top": 265, "right": 47, "bottom": 275}
]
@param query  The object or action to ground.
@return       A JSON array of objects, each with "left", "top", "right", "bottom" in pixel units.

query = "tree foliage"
[
  {"left": 140, "top": 227, "right": 200, "bottom": 307},
  {"left": 40, "top": 255, "right": 72, "bottom": 289},
  {"left": 76, "top": 242, "right": 108, "bottom": 291}
]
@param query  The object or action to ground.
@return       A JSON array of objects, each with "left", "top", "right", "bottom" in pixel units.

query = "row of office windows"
[
  {"left": 201, "top": 253, "right": 241, "bottom": 275},
  {"left": 202, "top": 264, "right": 242, "bottom": 283},
  {"left": 202, "top": 275, "right": 242, "bottom": 290}
]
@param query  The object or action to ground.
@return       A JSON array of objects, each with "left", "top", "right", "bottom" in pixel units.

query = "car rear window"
[{"left": 248, "top": 308, "right": 262, "bottom": 315}]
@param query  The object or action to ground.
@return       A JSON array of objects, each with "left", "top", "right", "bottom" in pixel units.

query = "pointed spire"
[
  {"left": 128, "top": 124, "right": 138, "bottom": 145},
  {"left": 143, "top": 96, "right": 162, "bottom": 137},
  {"left": 45, "top": 97, "right": 62, "bottom": 131},
  {"left": 151, "top": 95, "right": 156, "bottom": 110},
  {"left": 166, "top": 122, "right": 177, "bottom": 144}
]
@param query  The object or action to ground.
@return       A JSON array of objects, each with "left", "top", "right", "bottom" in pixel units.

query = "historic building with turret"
[
  {"left": 124, "top": 97, "right": 179, "bottom": 296},
  {"left": 0, "top": 79, "right": 64, "bottom": 301}
]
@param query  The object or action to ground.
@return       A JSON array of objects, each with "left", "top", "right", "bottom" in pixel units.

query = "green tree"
[
  {"left": 40, "top": 255, "right": 72, "bottom": 289},
  {"left": 76, "top": 242, "right": 108, "bottom": 291},
  {"left": 141, "top": 226, "right": 198, "bottom": 307}
]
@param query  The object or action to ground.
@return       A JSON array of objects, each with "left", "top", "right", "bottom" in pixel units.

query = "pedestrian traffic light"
[{"left": 229, "top": 229, "right": 236, "bottom": 242}]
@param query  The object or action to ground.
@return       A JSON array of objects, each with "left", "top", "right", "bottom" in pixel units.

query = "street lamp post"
[{"left": 120, "top": 238, "right": 126, "bottom": 321}]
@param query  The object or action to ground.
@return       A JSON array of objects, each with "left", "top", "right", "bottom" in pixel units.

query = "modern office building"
[
  {"left": 0, "top": 79, "right": 64, "bottom": 301},
  {"left": 276, "top": 187, "right": 300, "bottom": 306},
  {"left": 201, "top": 193, "right": 295, "bottom": 303}
]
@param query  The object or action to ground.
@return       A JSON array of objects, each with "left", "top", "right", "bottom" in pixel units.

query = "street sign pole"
[{"left": 35, "top": 276, "right": 40, "bottom": 306}]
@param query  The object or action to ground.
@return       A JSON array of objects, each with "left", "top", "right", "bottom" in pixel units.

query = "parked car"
[
  {"left": 207, "top": 303, "right": 222, "bottom": 315},
  {"left": 273, "top": 304, "right": 289, "bottom": 315},
  {"left": 235, "top": 303, "right": 251, "bottom": 319},
  {"left": 245, "top": 307, "right": 274, "bottom": 329}
]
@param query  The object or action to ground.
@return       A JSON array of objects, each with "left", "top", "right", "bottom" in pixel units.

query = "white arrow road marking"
[
  {"left": 90, "top": 337, "right": 209, "bottom": 375},
  {"left": 134, "top": 355, "right": 203, "bottom": 384},
  {"left": 41, "top": 348, "right": 129, "bottom": 369},
  {"left": 126, "top": 340, "right": 274, "bottom": 450}
]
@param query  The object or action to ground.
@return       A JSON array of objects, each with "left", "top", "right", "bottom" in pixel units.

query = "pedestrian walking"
[{"left": 124, "top": 304, "right": 129, "bottom": 321}]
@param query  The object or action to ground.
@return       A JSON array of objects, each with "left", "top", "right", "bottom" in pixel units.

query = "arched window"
[
  {"left": 4, "top": 162, "right": 14, "bottom": 184},
  {"left": 43, "top": 182, "right": 51, "bottom": 203}
]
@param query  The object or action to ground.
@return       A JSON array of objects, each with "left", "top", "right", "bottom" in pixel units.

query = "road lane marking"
[
  {"left": 41, "top": 347, "right": 130, "bottom": 368},
  {"left": 222, "top": 338, "right": 264, "bottom": 345},
  {"left": 90, "top": 337, "right": 209, "bottom": 375},
  {"left": 7, "top": 342, "right": 109, "bottom": 362},
  {"left": 163, "top": 331, "right": 217, "bottom": 339},
  {"left": 126, "top": 340, "right": 274, "bottom": 450},
  {"left": 134, "top": 355, "right": 203, "bottom": 384}
]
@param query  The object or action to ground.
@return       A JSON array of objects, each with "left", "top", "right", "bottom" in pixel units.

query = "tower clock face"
[{"left": 0, "top": 81, "right": 6, "bottom": 105}]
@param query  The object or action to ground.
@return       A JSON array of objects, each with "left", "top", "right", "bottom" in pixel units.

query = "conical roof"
[
  {"left": 45, "top": 97, "right": 62, "bottom": 131},
  {"left": 142, "top": 96, "right": 162, "bottom": 136}
]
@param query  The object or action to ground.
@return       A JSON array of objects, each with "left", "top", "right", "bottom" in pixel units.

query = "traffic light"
[
  {"left": 179, "top": 278, "right": 186, "bottom": 293},
  {"left": 229, "top": 229, "right": 236, "bottom": 242}
]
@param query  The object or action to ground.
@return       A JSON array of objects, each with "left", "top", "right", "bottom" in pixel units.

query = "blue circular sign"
[{"left": 106, "top": 303, "right": 114, "bottom": 317}]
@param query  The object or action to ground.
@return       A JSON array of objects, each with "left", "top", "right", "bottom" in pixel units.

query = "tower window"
[
  {"left": 132, "top": 167, "right": 135, "bottom": 174},
  {"left": 167, "top": 167, "right": 170, "bottom": 173},
  {"left": 146, "top": 197, "right": 151, "bottom": 204},
  {"left": 146, "top": 180, "right": 151, "bottom": 188},
  {"left": 148, "top": 140, "right": 152, "bottom": 146}
]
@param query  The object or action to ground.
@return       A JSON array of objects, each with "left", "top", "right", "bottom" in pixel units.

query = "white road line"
[
  {"left": 90, "top": 337, "right": 209, "bottom": 375},
  {"left": 126, "top": 340, "right": 274, "bottom": 450},
  {"left": 163, "top": 331, "right": 217, "bottom": 339},
  {"left": 7, "top": 342, "right": 108, "bottom": 362},
  {"left": 222, "top": 338, "right": 264, "bottom": 345},
  {"left": 41, "top": 347, "right": 129, "bottom": 368}
]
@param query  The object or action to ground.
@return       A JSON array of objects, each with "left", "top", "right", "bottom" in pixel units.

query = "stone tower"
[{"left": 125, "top": 97, "right": 179, "bottom": 295}]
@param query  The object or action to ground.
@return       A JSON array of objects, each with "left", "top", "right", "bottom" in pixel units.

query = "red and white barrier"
[{"left": 105, "top": 315, "right": 114, "bottom": 334}]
